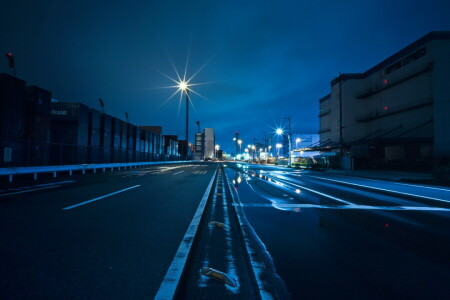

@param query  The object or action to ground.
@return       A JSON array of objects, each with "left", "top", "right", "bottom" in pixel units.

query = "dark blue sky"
[{"left": 2, "top": 0, "right": 450, "bottom": 153}]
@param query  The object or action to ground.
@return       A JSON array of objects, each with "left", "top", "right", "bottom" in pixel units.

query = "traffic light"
[{"left": 5, "top": 53, "right": 15, "bottom": 68}]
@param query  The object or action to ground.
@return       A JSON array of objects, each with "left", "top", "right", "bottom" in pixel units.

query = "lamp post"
[
  {"left": 296, "top": 138, "right": 301, "bottom": 149},
  {"left": 178, "top": 81, "right": 190, "bottom": 148},
  {"left": 276, "top": 143, "right": 282, "bottom": 157},
  {"left": 215, "top": 144, "right": 220, "bottom": 159},
  {"left": 276, "top": 128, "right": 292, "bottom": 167},
  {"left": 238, "top": 139, "right": 243, "bottom": 154}
]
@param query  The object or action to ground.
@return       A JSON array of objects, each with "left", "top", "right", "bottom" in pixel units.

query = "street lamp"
[
  {"left": 178, "top": 81, "right": 190, "bottom": 144},
  {"left": 276, "top": 128, "right": 292, "bottom": 167},
  {"left": 296, "top": 138, "right": 301, "bottom": 148},
  {"left": 276, "top": 143, "right": 282, "bottom": 157},
  {"left": 215, "top": 144, "right": 220, "bottom": 158},
  {"left": 237, "top": 139, "right": 242, "bottom": 154}
]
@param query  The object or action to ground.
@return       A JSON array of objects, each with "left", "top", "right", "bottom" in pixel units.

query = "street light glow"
[
  {"left": 276, "top": 128, "right": 283, "bottom": 135},
  {"left": 178, "top": 80, "right": 188, "bottom": 92}
]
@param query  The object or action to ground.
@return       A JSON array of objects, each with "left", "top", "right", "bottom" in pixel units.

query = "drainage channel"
[{"left": 175, "top": 165, "right": 260, "bottom": 299}]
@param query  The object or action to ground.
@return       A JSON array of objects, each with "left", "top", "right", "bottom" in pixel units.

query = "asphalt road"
[
  {"left": 226, "top": 163, "right": 450, "bottom": 299},
  {"left": 3, "top": 162, "right": 450, "bottom": 299},
  {"left": 0, "top": 163, "right": 217, "bottom": 299}
]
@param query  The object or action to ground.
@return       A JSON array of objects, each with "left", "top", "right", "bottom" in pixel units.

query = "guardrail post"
[
  {"left": 9, "top": 175, "right": 13, "bottom": 183},
  {"left": 69, "top": 170, "right": 72, "bottom": 176},
  {"left": 110, "top": 167, "right": 113, "bottom": 171},
  {"left": 82, "top": 169, "right": 85, "bottom": 175},
  {"left": 93, "top": 168, "right": 96, "bottom": 174},
  {"left": 103, "top": 168, "right": 105, "bottom": 173},
  {"left": 34, "top": 173, "right": 37, "bottom": 180},
  {"left": 53, "top": 172, "right": 57, "bottom": 178}
]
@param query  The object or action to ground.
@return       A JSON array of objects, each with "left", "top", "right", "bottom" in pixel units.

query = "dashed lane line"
[{"left": 62, "top": 185, "right": 141, "bottom": 210}]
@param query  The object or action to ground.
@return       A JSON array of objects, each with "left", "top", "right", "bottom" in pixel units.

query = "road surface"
[
  {"left": 2, "top": 162, "right": 450, "bottom": 299},
  {"left": 226, "top": 162, "right": 450, "bottom": 299}
]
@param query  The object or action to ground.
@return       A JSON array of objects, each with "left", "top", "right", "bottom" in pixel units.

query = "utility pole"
[
  {"left": 284, "top": 117, "right": 292, "bottom": 167},
  {"left": 185, "top": 90, "right": 189, "bottom": 144}
]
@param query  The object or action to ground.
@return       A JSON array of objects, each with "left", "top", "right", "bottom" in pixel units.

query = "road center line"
[
  {"left": 305, "top": 175, "right": 450, "bottom": 203},
  {"left": 173, "top": 171, "right": 184, "bottom": 175},
  {"left": 62, "top": 185, "right": 141, "bottom": 210}
]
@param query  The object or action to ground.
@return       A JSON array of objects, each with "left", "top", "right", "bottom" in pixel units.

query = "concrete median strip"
[
  {"left": 155, "top": 166, "right": 218, "bottom": 300},
  {"left": 62, "top": 185, "right": 141, "bottom": 210}
]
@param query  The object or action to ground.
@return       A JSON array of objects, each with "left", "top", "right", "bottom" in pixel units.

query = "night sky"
[{"left": 2, "top": 0, "right": 450, "bottom": 153}]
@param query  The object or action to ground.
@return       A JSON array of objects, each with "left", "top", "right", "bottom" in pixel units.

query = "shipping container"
[
  {"left": 0, "top": 73, "right": 26, "bottom": 141},
  {"left": 27, "top": 141, "right": 50, "bottom": 166},
  {"left": 100, "top": 114, "right": 112, "bottom": 163},
  {"left": 88, "top": 109, "right": 101, "bottom": 163},
  {"left": 24, "top": 86, "right": 52, "bottom": 166},
  {"left": 88, "top": 109, "right": 101, "bottom": 147},
  {"left": 110, "top": 117, "right": 122, "bottom": 149},
  {"left": 0, "top": 140, "right": 26, "bottom": 167},
  {"left": 50, "top": 102, "right": 89, "bottom": 165},
  {"left": 26, "top": 85, "right": 51, "bottom": 116},
  {"left": 120, "top": 120, "right": 127, "bottom": 150}
]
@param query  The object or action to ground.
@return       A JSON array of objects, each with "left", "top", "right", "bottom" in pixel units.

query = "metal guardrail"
[{"left": 0, "top": 161, "right": 197, "bottom": 182}]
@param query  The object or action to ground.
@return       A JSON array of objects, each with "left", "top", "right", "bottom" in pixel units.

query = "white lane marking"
[
  {"left": 172, "top": 171, "right": 185, "bottom": 175},
  {"left": 316, "top": 174, "right": 450, "bottom": 192},
  {"left": 62, "top": 185, "right": 141, "bottom": 210},
  {"left": 265, "top": 175, "right": 354, "bottom": 205},
  {"left": 234, "top": 203, "right": 450, "bottom": 211},
  {"left": 305, "top": 175, "right": 450, "bottom": 204},
  {"left": 33, "top": 181, "right": 75, "bottom": 187},
  {"left": 0, "top": 185, "right": 63, "bottom": 197},
  {"left": 155, "top": 167, "right": 218, "bottom": 300}
]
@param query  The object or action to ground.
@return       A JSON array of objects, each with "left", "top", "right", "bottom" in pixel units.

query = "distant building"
[
  {"left": 193, "top": 128, "right": 215, "bottom": 160},
  {"left": 194, "top": 132, "right": 205, "bottom": 160},
  {"left": 317, "top": 31, "right": 450, "bottom": 169},
  {"left": 204, "top": 128, "right": 215, "bottom": 159}
]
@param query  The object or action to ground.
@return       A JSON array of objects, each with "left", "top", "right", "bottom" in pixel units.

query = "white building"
[
  {"left": 204, "top": 128, "right": 215, "bottom": 159},
  {"left": 318, "top": 31, "right": 450, "bottom": 168}
]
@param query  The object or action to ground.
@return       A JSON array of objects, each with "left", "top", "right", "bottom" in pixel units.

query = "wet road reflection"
[{"left": 226, "top": 165, "right": 450, "bottom": 299}]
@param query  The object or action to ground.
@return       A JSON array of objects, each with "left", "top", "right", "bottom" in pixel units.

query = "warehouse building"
[{"left": 318, "top": 31, "right": 450, "bottom": 169}]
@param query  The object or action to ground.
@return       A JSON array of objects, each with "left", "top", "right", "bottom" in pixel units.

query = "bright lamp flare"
[
  {"left": 178, "top": 81, "right": 188, "bottom": 91},
  {"left": 276, "top": 128, "right": 283, "bottom": 135}
]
